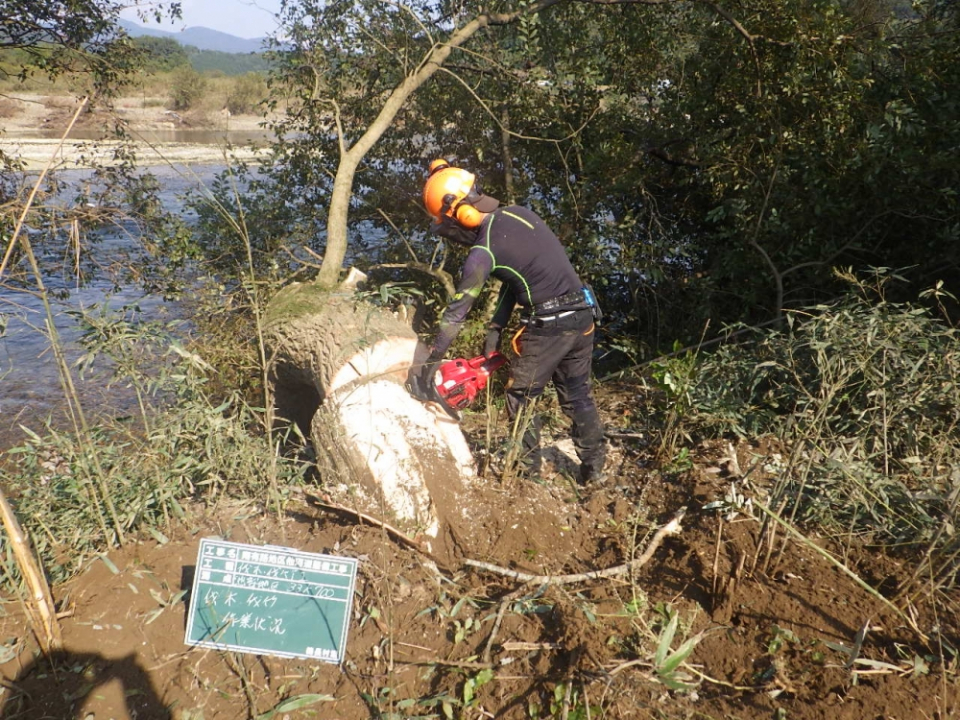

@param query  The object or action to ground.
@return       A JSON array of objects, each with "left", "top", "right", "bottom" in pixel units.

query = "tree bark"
[{"left": 264, "top": 273, "right": 477, "bottom": 556}]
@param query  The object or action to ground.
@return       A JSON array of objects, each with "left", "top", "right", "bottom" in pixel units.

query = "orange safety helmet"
[{"left": 423, "top": 159, "right": 499, "bottom": 229}]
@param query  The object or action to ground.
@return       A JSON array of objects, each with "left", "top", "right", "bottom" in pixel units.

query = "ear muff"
[
  {"left": 453, "top": 202, "right": 483, "bottom": 229},
  {"left": 439, "top": 190, "right": 484, "bottom": 229},
  {"left": 424, "top": 162, "right": 486, "bottom": 228}
]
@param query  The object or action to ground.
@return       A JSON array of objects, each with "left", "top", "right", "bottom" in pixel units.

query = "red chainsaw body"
[{"left": 434, "top": 352, "right": 507, "bottom": 412}]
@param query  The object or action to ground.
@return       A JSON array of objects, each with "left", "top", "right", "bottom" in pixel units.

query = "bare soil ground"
[
  {"left": 1, "top": 384, "right": 957, "bottom": 719},
  {"left": 1, "top": 92, "right": 956, "bottom": 717},
  {"left": 0, "top": 93, "right": 272, "bottom": 167}
]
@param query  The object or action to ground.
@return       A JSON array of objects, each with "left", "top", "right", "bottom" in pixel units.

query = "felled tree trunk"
[{"left": 263, "top": 272, "right": 476, "bottom": 549}]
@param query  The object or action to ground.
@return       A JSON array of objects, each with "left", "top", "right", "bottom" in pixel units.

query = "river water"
[{"left": 0, "top": 162, "right": 227, "bottom": 449}]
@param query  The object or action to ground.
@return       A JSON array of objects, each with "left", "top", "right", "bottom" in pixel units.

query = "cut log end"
[{"left": 265, "top": 277, "right": 478, "bottom": 556}]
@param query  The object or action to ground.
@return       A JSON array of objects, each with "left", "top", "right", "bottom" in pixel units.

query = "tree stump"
[{"left": 264, "top": 274, "right": 477, "bottom": 552}]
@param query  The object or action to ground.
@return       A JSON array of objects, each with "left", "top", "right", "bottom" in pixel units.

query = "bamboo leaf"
[
  {"left": 657, "top": 672, "right": 697, "bottom": 692},
  {"left": 824, "top": 641, "right": 853, "bottom": 657},
  {"left": 660, "top": 631, "right": 705, "bottom": 675},
  {"left": 256, "top": 693, "right": 334, "bottom": 719},
  {"left": 852, "top": 658, "right": 902, "bottom": 672},
  {"left": 655, "top": 611, "right": 679, "bottom": 667},
  {"left": 98, "top": 554, "right": 120, "bottom": 574}
]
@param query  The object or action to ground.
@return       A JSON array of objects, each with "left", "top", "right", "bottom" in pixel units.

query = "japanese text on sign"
[{"left": 184, "top": 539, "right": 358, "bottom": 663}]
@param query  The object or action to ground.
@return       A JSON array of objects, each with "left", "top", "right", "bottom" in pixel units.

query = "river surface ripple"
[{"left": 0, "top": 164, "right": 224, "bottom": 449}]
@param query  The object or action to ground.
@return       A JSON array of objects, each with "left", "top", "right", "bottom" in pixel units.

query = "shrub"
[
  {"left": 133, "top": 36, "right": 189, "bottom": 72},
  {"left": 226, "top": 72, "right": 267, "bottom": 115},
  {"left": 0, "top": 308, "right": 306, "bottom": 587},
  {"left": 683, "top": 270, "right": 960, "bottom": 584},
  {"left": 168, "top": 66, "right": 207, "bottom": 111}
]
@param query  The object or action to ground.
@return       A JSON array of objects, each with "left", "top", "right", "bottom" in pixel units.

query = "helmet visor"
[{"left": 464, "top": 182, "right": 500, "bottom": 213}]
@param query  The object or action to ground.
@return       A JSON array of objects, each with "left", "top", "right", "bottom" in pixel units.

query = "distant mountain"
[{"left": 119, "top": 19, "right": 268, "bottom": 54}]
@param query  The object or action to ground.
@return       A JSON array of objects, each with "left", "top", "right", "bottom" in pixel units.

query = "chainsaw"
[{"left": 430, "top": 352, "right": 507, "bottom": 418}]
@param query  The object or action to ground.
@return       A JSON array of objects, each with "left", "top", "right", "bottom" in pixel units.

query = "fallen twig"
[
  {"left": 501, "top": 641, "right": 561, "bottom": 651},
  {"left": 303, "top": 491, "right": 448, "bottom": 569},
  {"left": 398, "top": 658, "right": 495, "bottom": 670},
  {"left": 482, "top": 585, "right": 543, "bottom": 664},
  {"left": 606, "top": 658, "right": 646, "bottom": 676},
  {"left": 684, "top": 665, "right": 763, "bottom": 691},
  {"left": 0, "top": 676, "right": 30, "bottom": 707},
  {"left": 466, "top": 508, "right": 686, "bottom": 585}
]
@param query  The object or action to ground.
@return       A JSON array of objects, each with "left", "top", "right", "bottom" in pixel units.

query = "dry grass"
[
  {"left": 1, "top": 72, "right": 254, "bottom": 118},
  {"left": 0, "top": 96, "right": 23, "bottom": 119},
  {"left": 680, "top": 270, "right": 960, "bottom": 591}
]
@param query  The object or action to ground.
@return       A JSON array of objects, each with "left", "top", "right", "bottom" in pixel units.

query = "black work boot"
[{"left": 578, "top": 459, "right": 608, "bottom": 486}]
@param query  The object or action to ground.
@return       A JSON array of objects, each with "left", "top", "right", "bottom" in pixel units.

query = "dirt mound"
[{"left": 1, "top": 422, "right": 953, "bottom": 719}]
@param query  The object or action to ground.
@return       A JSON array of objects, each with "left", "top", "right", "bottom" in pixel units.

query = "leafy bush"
[
  {"left": 133, "top": 36, "right": 189, "bottom": 72},
  {"left": 188, "top": 49, "right": 273, "bottom": 75},
  {"left": 168, "top": 66, "right": 207, "bottom": 110},
  {"left": 683, "top": 271, "right": 960, "bottom": 582},
  {"left": 0, "top": 309, "right": 306, "bottom": 587},
  {"left": 226, "top": 72, "right": 267, "bottom": 115}
]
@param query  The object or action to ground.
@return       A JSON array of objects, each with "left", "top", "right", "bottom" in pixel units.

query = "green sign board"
[{"left": 184, "top": 538, "right": 358, "bottom": 664}]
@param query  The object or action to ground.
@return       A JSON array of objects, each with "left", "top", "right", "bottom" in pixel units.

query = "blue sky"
[{"left": 120, "top": 0, "right": 283, "bottom": 40}]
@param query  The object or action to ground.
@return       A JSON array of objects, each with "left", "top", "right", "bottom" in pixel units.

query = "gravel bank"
[
  {"left": 1, "top": 137, "right": 269, "bottom": 169},
  {"left": 1, "top": 93, "right": 275, "bottom": 169}
]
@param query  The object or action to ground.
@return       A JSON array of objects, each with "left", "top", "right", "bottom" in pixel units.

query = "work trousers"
[{"left": 506, "top": 308, "right": 605, "bottom": 479}]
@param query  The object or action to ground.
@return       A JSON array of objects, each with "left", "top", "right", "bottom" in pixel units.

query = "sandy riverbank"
[
  {"left": 1, "top": 93, "right": 276, "bottom": 168},
  {"left": 1, "top": 137, "right": 270, "bottom": 168}
]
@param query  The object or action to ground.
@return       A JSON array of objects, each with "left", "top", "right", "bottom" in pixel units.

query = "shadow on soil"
[{"left": 1, "top": 649, "right": 170, "bottom": 719}]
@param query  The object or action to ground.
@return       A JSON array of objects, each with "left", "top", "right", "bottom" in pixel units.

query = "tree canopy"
[
  {"left": 189, "top": 0, "right": 960, "bottom": 356},
  {"left": 132, "top": 36, "right": 188, "bottom": 72}
]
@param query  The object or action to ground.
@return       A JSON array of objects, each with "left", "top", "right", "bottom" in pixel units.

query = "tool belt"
[
  {"left": 532, "top": 288, "right": 588, "bottom": 315},
  {"left": 531, "top": 285, "right": 602, "bottom": 324},
  {"left": 520, "top": 309, "right": 583, "bottom": 328}
]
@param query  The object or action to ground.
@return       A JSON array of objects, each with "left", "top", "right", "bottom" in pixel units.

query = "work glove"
[
  {"left": 407, "top": 358, "right": 441, "bottom": 402},
  {"left": 483, "top": 326, "right": 502, "bottom": 359}
]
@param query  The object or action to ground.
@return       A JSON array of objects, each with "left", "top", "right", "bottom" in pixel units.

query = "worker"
[{"left": 410, "top": 159, "right": 607, "bottom": 485}]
